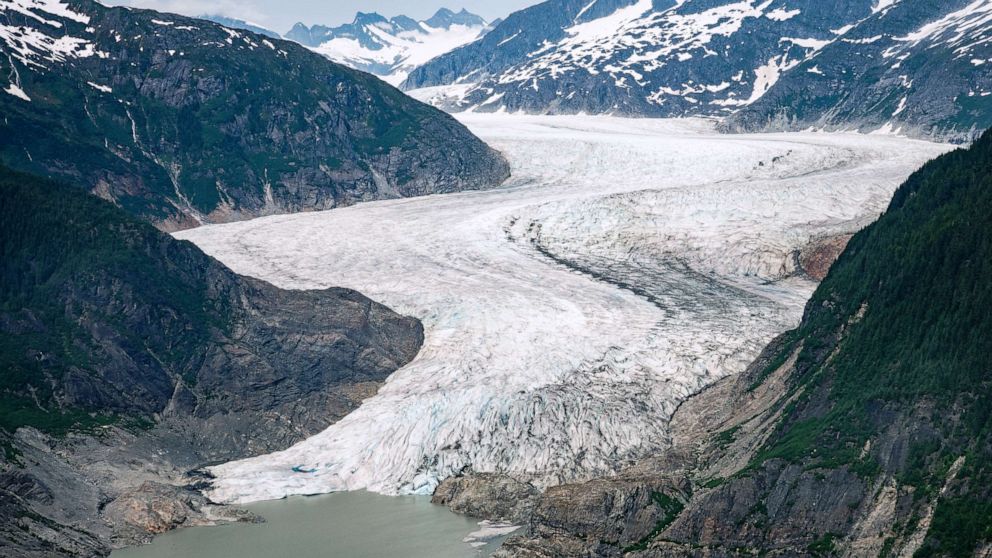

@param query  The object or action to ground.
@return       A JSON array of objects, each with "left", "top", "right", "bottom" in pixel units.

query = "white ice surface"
[{"left": 177, "top": 115, "right": 950, "bottom": 504}]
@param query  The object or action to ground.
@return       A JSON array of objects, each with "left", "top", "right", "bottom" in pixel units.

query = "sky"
[{"left": 104, "top": 0, "right": 541, "bottom": 34}]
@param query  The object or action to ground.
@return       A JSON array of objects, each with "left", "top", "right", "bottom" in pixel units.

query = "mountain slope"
[
  {"left": 198, "top": 15, "right": 281, "bottom": 39},
  {"left": 726, "top": 0, "right": 992, "bottom": 138},
  {"left": 286, "top": 9, "right": 490, "bottom": 86},
  {"left": 0, "top": 162, "right": 423, "bottom": 450},
  {"left": 0, "top": 163, "right": 425, "bottom": 556},
  {"left": 0, "top": 0, "right": 509, "bottom": 230},
  {"left": 405, "top": 0, "right": 990, "bottom": 139},
  {"left": 495, "top": 130, "right": 992, "bottom": 556}
]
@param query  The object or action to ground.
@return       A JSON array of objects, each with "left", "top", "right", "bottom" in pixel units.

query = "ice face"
[{"left": 176, "top": 115, "right": 951, "bottom": 504}]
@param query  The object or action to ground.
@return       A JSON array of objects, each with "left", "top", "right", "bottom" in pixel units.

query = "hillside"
[
  {"left": 0, "top": 164, "right": 424, "bottom": 556},
  {"left": 727, "top": 0, "right": 992, "bottom": 139},
  {"left": 490, "top": 130, "right": 992, "bottom": 556},
  {"left": 0, "top": 0, "right": 509, "bottom": 229}
]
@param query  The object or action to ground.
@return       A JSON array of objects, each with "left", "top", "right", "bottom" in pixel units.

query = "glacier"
[{"left": 176, "top": 115, "right": 950, "bottom": 504}]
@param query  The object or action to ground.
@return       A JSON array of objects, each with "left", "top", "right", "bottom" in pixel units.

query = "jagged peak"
[
  {"left": 424, "top": 7, "right": 486, "bottom": 28},
  {"left": 353, "top": 11, "right": 388, "bottom": 25}
]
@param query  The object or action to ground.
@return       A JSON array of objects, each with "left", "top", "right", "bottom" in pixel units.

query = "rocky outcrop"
[
  {"left": 797, "top": 234, "right": 853, "bottom": 281},
  {"left": 0, "top": 165, "right": 425, "bottom": 556},
  {"left": 432, "top": 473, "right": 541, "bottom": 524},
  {"left": 0, "top": 0, "right": 509, "bottom": 229}
]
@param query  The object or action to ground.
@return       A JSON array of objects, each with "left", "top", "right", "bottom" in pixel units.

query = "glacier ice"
[{"left": 176, "top": 115, "right": 950, "bottom": 504}]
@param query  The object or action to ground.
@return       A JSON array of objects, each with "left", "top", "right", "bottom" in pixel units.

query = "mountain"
[
  {"left": 285, "top": 8, "right": 490, "bottom": 85},
  {"left": 198, "top": 15, "right": 281, "bottom": 39},
  {"left": 404, "top": 0, "right": 991, "bottom": 140},
  {"left": 726, "top": 0, "right": 992, "bottom": 139},
  {"left": 484, "top": 130, "right": 992, "bottom": 556},
  {"left": 0, "top": 0, "right": 509, "bottom": 230},
  {"left": 0, "top": 164, "right": 424, "bottom": 556}
]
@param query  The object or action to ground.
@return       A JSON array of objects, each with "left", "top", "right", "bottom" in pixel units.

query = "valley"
[
  {"left": 2, "top": 0, "right": 990, "bottom": 556},
  {"left": 177, "top": 115, "right": 950, "bottom": 504}
]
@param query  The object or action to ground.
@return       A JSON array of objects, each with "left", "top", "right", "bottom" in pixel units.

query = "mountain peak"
[
  {"left": 424, "top": 7, "right": 486, "bottom": 28},
  {"left": 353, "top": 11, "right": 388, "bottom": 25}
]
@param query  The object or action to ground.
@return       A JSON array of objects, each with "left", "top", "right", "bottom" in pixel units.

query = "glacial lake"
[{"left": 112, "top": 490, "right": 512, "bottom": 558}]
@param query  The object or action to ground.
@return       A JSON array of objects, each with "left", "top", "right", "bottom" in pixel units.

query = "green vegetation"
[
  {"left": 713, "top": 425, "right": 740, "bottom": 448},
  {"left": 623, "top": 491, "right": 686, "bottom": 553},
  {"left": 807, "top": 532, "right": 838, "bottom": 556},
  {"left": 746, "top": 130, "right": 992, "bottom": 555},
  {"left": 0, "top": 166, "right": 229, "bottom": 436}
]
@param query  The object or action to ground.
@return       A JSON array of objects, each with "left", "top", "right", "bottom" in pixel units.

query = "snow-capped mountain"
[
  {"left": 405, "top": 0, "right": 992, "bottom": 139},
  {"left": 727, "top": 0, "right": 992, "bottom": 138},
  {"left": 0, "top": 0, "right": 509, "bottom": 229},
  {"left": 285, "top": 8, "right": 491, "bottom": 85}
]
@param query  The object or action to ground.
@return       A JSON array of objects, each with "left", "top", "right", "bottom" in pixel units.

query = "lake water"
[{"left": 112, "top": 490, "right": 512, "bottom": 558}]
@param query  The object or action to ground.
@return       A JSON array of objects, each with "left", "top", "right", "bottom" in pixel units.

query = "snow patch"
[
  {"left": 86, "top": 80, "right": 111, "bottom": 93},
  {"left": 4, "top": 82, "right": 30, "bottom": 100},
  {"left": 765, "top": 8, "right": 800, "bottom": 21}
]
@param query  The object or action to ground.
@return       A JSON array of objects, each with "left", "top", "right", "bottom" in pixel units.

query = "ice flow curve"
[{"left": 177, "top": 116, "right": 949, "bottom": 504}]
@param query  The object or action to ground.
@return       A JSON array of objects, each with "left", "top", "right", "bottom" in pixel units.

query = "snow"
[
  {"left": 86, "top": 80, "right": 111, "bottom": 93},
  {"left": 872, "top": 0, "right": 901, "bottom": 14},
  {"left": 0, "top": 0, "right": 102, "bottom": 68},
  {"left": 179, "top": 116, "right": 951, "bottom": 505},
  {"left": 0, "top": 0, "right": 89, "bottom": 28},
  {"left": 0, "top": 24, "right": 100, "bottom": 67},
  {"left": 454, "top": 0, "right": 847, "bottom": 113},
  {"left": 893, "top": 96, "right": 908, "bottom": 116},
  {"left": 497, "top": 31, "right": 520, "bottom": 47},
  {"left": 744, "top": 55, "right": 794, "bottom": 104},
  {"left": 463, "top": 521, "right": 520, "bottom": 546},
  {"left": 766, "top": 8, "right": 800, "bottom": 21},
  {"left": 891, "top": 0, "right": 992, "bottom": 59},
  {"left": 310, "top": 20, "right": 487, "bottom": 86},
  {"left": 406, "top": 83, "right": 476, "bottom": 108},
  {"left": 4, "top": 82, "right": 30, "bottom": 100}
]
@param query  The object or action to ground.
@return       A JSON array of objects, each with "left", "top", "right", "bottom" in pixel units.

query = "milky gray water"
[{"left": 112, "top": 491, "right": 507, "bottom": 558}]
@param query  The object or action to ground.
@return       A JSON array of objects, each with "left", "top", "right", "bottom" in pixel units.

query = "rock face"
[
  {"left": 0, "top": 165, "right": 424, "bottom": 556},
  {"left": 797, "top": 233, "right": 853, "bottom": 281},
  {"left": 432, "top": 473, "right": 541, "bottom": 524},
  {"left": 0, "top": 0, "right": 509, "bottom": 230},
  {"left": 487, "top": 130, "right": 992, "bottom": 556},
  {"left": 404, "top": 0, "right": 991, "bottom": 141},
  {"left": 285, "top": 9, "right": 490, "bottom": 85}
]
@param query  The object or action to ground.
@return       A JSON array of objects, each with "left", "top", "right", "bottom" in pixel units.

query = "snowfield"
[{"left": 177, "top": 116, "right": 950, "bottom": 504}]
